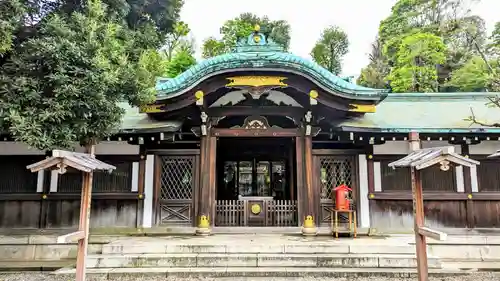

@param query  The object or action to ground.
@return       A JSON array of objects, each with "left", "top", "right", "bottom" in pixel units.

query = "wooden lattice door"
[
  {"left": 157, "top": 155, "right": 196, "bottom": 225},
  {"left": 315, "top": 155, "right": 357, "bottom": 225}
]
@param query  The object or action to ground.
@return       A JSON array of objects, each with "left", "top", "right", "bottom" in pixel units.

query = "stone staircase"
[{"left": 53, "top": 235, "right": 475, "bottom": 278}]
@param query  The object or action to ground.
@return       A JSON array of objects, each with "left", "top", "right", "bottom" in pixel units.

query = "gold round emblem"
[
  {"left": 253, "top": 35, "right": 261, "bottom": 43},
  {"left": 195, "top": 90, "right": 204, "bottom": 100},
  {"left": 251, "top": 204, "right": 261, "bottom": 214},
  {"left": 309, "top": 90, "right": 318, "bottom": 99}
]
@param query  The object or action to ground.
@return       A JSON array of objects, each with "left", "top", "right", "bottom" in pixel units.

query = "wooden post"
[
  {"left": 75, "top": 144, "right": 95, "bottom": 281},
  {"left": 208, "top": 136, "right": 217, "bottom": 226},
  {"left": 409, "top": 132, "right": 428, "bottom": 281},
  {"left": 304, "top": 136, "right": 314, "bottom": 219},
  {"left": 199, "top": 136, "right": 209, "bottom": 221},
  {"left": 461, "top": 144, "right": 474, "bottom": 228}
]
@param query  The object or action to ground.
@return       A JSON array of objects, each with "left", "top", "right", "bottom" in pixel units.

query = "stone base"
[
  {"left": 195, "top": 227, "right": 211, "bottom": 236},
  {"left": 301, "top": 227, "right": 317, "bottom": 236}
]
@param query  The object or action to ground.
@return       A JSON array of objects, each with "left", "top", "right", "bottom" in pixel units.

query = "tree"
[
  {"left": 201, "top": 37, "right": 226, "bottom": 58},
  {"left": 310, "top": 26, "right": 349, "bottom": 75},
  {"left": 166, "top": 49, "right": 196, "bottom": 78},
  {"left": 0, "top": 0, "right": 168, "bottom": 150},
  {"left": 489, "top": 22, "right": 500, "bottom": 57},
  {"left": 356, "top": 0, "right": 488, "bottom": 92},
  {"left": 386, "top": 32, "right": 447, "bottom": 93},
  {"left": 446, "top": 56, "right": 491, "bottom": 91},
  {"left": 357, "top": 38, "right": 390, "bottom": 88},
  {"left": 162, "top": 21, "right": 191, "bottom": 62},
  {"left": 201, "top": 13, "right": 291, "bottom": 58},
  {"left": 0, "top": 0, "right": 25, "bottom": 55}
]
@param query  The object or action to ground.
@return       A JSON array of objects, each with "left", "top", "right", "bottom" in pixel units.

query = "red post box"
[{"left": 334, "top": 184, "right": 352, "bottom": 211}]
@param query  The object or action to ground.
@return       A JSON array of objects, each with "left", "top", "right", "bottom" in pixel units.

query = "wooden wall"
[
  {"left": 0, "top": 155, "right": 141, "bottom": 229},
  {"left": 369, "top": 154, "right": 500, "bottom": 229}
]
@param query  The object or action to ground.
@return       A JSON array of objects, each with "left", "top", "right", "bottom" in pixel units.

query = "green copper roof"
[
  {"left": 119, "top": 92, "right": 500, "bottom": 134},
  {"left": 155, "top": 31, "right": 386, "bottom": 100},
  {"left": 338, "top": 93, "right": 500, "bottom": 133}
]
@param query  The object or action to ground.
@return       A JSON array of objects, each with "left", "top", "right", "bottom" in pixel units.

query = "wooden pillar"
[
  {"left": 304, "top": 135, "right": 315, "bottom": 222},
  {"left": 409, "top": 132, "right": 428, "bottom": 281},
  {"left": 295, "top": 136, "right": 305, "bottom": 226},
  {"left": 461, "top": 144, "right": 474, "bottom": 228},
  {"left": 198, "top": 136, "right": 209, "bottom": 224},
  {"left": 208, "top": 136, "right": 217, "bottom": 226},
  {"left": 75, "top": 144, "right": 95, "bottom": 281}
]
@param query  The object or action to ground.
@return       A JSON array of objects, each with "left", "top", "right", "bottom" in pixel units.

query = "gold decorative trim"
[
  {"left": 226, "top": 76, "right": 288, "bottom": 88},
  {"left": 139, "top": 104, "right": 165, "bottom": 113},
  {"left": 349, "top": 104, "right": 376, "bottom": 113}
]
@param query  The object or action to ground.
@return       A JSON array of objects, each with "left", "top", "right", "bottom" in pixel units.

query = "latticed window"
[
  {"left": 319, "top": 157, "right": 354, "bottom": 200},
  {"left": 160, "top": 156, "right": 194, "bottom": 200}
]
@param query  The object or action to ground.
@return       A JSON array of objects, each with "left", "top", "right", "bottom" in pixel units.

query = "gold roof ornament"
[{"left": 254, "top": 24, "right": 260, "bottom": 32}]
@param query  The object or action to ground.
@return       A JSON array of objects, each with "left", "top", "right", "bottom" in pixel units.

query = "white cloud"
[{"left": 181, "top": 0, "right": 497, "bottom": 77}]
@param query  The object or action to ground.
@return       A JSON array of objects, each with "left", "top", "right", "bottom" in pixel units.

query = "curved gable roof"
[{"left": 156, "top": 30, "right": 387, "bottom": 100}]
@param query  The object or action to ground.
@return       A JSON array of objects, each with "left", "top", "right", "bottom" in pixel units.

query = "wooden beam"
[
  {"left": 418, "top": 227, "right": 447, "bottom": 241},
  {"left": 367, "top": 192, "right": 470, "bottom": 201},
  {"left": 57, "top": 231, "right": 85, "bottom": 244},
  {"left": 206, "top": 106, "right": 305, "bottom": 117},
  {"left": 212, "top": 128, "right": 300, "bottom": 137}
]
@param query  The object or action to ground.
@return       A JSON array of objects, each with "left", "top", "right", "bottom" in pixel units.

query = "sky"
[{"left": 180, "top": 0, "right": 498, "bottom": 77}]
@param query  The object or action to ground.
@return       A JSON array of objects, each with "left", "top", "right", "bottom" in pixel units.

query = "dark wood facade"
[
  {"left": 2, "top": 139, "right": 500, "bottom": 229},
  {"left": 2, "top": 76, "right": 500, "bottom": 229}
]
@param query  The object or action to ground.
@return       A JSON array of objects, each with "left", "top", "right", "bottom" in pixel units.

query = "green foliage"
[
  {"left": 310, "top": 26, "right": 349, "bottom": 75},
  {"left": 0, "top": 0, "right": 161, "bottom": 150},
  {"left": 166, "top": 49, "right": 196, "bottom": 78},
  {"left": 386, "top": 32, "right": 446, "bottom": 92},
  {"left": 163, "top": 21, "right": 191, "bottom": 61},
  {"left": 0, "top": 0, "right": 24, "bottom": 54},
  {"left": 358, "top": 0, "right": 494, "bottom": 93},
  {"left": 201, "top": 13, "right": 291, "bottom": 58},
  {"left": 357, "top": 65, "right": 387, "bottom": 89},
  {"left": 446, "top": 56, "right": 491, "bottom": 91},
  {"left": 490, "top": 22, "right": 500, "bottom": 56},
  {"left": 357, "top": 38, "right": 390, "bottom": 88},
  {"left": 201, "top": 37, "right": 226, "bottom": 58}
]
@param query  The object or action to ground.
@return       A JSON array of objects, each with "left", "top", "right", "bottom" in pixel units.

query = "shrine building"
[{"left": 1, "top": 28, "right": 500, "bottom": 230}]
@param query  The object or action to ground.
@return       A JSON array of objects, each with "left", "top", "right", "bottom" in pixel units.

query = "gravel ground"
[{"left": 1, "top": 273, "right": 500, "bottom": 281}]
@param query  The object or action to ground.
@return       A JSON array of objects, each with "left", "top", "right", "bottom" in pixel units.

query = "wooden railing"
[
  {"left": 215, "top": 200, "right": 245, "bottom": 226},
  {"left": 215, "top": 200, "right": 297, "bottom": 227}
]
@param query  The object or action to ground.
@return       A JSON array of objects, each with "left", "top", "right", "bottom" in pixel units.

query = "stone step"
[
  {"left": 102, "top": 243, "right": 415, "bottom": 255},
  {"left": 53, "top": 266, "right": 475, "bottom": 278},
  {"left": 86, "top": 253, "right": 442, "bottom": 269}
]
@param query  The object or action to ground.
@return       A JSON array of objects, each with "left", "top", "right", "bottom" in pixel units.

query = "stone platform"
[{"left": 52, "top": 234, "right": 490, "bottom": 278}]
